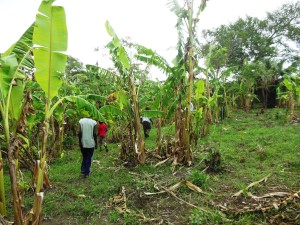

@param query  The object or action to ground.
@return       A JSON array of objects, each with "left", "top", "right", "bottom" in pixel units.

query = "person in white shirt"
[{"left": 78, "top": 117, "right": 98, "bottom": 178}]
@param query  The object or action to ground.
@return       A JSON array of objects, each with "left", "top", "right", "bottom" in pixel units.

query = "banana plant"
[
  {"left": 135, "top": 45, "right": 190, "bottom": 162},
  {"left": 105, "top": 21, "right": 146, "bottom": 165},
  {"left": 237, "top": 61, "right": 261, "bottom": 112},
  {"left": 0, "top": 22, "right": 34, "bottom": 223},
  {"left": 167, "top": 0, "right": 208, "bottom": 165},
  {"left": 0, "top": 53, "right": 18, "bottom": 219},
  {"left": 135, "top": 44, "right": 186, "bottom": 159},
  {"left": 278, "top": 71, "right": 300, "bottom": 120},
  {"left": 28, "top": 0, "right": 68, "bottom": 223},
  {"left": 28, "top": 1, "right": 108, "bottom": 222}
]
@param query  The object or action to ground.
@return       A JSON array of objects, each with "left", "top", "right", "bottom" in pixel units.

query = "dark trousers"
[
  {"left": 80, "top": 147, "right": 94, "bottom": 176},
  {"left": 142, "top": 121, "right": 151, "bottom": 138}
]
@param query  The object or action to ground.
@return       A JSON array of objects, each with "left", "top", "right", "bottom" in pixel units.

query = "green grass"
[{"left": 4, "top": 108, "right": 300, "bottom": 224}]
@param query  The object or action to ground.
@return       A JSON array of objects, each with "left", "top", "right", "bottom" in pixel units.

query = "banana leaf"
[
  {"left": 99, "top": 105, "right": 126, "bottom": 118},
  {"left": 64, "top": 96, "right": 105, "bottom": 122},
  {"left": 140, "top": 110, "right": 164, "bottom": 118},
  {"left": 33, "top": 1, "right": 68, "bottom": 100}
]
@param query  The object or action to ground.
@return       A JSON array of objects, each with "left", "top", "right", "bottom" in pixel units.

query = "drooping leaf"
[
  {"left": 135, "top": 44, "right": 172, "bottom": 75},
  {"left": 140, "top": 110, "right": 164, "bottom": 118},
  {"left": 105, "top": 21, "right": 120, "bottom": 47},
  {"left": 65, "top": 108, "right": 76, "bottom": 118},
  {"left": 105, "top": 20, "right": 130, "bottom": 70},
  {"left": 99, "top": 105, "right": 126, "bottom": 117},
  {"left": 64, "top": 96, "right": 105, "bottom": 122},
  {"left": 0, "top": 54, "right": 18, "bottom": 98},
  {"left": 11, "top": 23, "right": 35, "bottom": 73}
]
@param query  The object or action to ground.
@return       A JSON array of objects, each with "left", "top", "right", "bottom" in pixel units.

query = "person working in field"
[
  {"left": 97, "top": 121, "right": 108, "bottom": 152},
  {"left": 78, "top": 117, "right": 98, "bottom": 178},
  {"left": 141, "top": 106, "right": 152, "bottom": 138}
]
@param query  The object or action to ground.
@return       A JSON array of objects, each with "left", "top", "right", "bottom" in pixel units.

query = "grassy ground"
[{"left": 5, "top": 108, "right": 300, "bottom": 224}]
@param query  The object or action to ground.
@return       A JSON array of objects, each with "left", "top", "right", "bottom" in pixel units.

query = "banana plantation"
[{"left": 0, "top": 0, "right": 299, "bottom": 224}]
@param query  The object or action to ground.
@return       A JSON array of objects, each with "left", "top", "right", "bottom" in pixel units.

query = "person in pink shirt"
[{"left": 97, "top": 121, "right": 108, "bottom": 152}]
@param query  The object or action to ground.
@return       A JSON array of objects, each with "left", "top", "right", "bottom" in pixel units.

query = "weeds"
[{"left": 188, "top": 169, "right": 209, "bottom": 190}]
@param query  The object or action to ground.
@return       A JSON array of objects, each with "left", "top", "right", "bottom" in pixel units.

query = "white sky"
[{"left": 0, "top": 0, "right": 297, "bottom": 80}]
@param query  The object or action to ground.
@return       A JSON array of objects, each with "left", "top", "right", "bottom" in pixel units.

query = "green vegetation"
[{"left": 3, "top": 108, "right": 298, "bottom": 224}]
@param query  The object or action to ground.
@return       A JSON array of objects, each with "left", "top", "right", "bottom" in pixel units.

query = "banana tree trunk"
[
  {"left": 204, "top": 69, "right": 212, "bottom": 135},
  {"left": 58, "top": 120, "right": 64, "bottom": 157},
  {"left": 287, "top": 91, "right": 295, "bottom": 120},
  {"left": 30, "top": 117, "right": 49, "bottom": 224},
  {"left": 156, "top": 116, "right": 162, "bottom": 156},
  {"left": 51, "top": 115, "right": 56, "bottom": 157},
  {"left": 214, "top": 98, "right": 219, "bottom": 123},
  {"left": 184, "top": 0, "right": 194, "bottom": 165},
  {"left": 7, "top": 145, "right": 24, "bottom": 225},
  {"left": 0, "top": 150, "right": 5, "bottom": 216},
  {"left": 223, "top": 87, "right": 230, "bottom": 118},
  {"left": 3, "top": 118, "right": 23, "bottom": 224},
  {"left": 128, "top": 74, "right": 145, "bottom": 165},
  {"left": 174, "top": 102, "right": 185, "bottom": 165}
]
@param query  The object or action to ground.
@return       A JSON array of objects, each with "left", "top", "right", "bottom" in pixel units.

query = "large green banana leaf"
[
  {"left": 135, "top": 44, "right": 172, "bottom": 75},
  {"left": 140, "top": 110, "right": 164, "bottom": 118},
  {"left": 0, "top": 22, "right": 35, "bottom": 134},
  {"left": 33, "top": 0, "right": 68, "bottom": 100},
  {"left": 9, "top": 24, "right": 34, "bottom": 71},
  {"left": 99, "top": 105, "right": 126, "bottom": 118},
  {"left": 64, "top": 96, "right": 105, "bottom": 122},
  {"left": 0, "top": 23, "right": 34, "bottom": 84},
  {"left": 105, "top": 21, "right": 130, "bottom": 70},
  {"left": 9, "top": 24, "right": 35, "bottom": 120}
]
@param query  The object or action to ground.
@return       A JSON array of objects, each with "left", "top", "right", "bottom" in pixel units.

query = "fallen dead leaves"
[
  {"left": 232, "top": 173, "right": 271, "bottom": 197},
  {"left": 213, "top": 173, "right": 300, "bottom": 223},
  {"left": 106, "top": 186, "right": 164, "bottom": 223},
  {"left": 105, "top": 171, "right": 299, "bottom": 224},
  {"left": 106, "top": 186, "right": 130, "bottom": 214}
]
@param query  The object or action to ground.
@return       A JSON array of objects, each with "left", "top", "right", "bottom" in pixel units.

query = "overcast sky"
[{"left": 0, "top": 0, "right": 297, "bottom": 80}]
